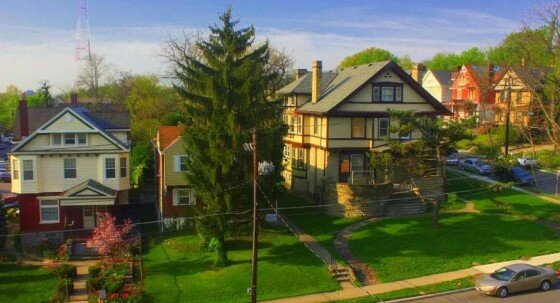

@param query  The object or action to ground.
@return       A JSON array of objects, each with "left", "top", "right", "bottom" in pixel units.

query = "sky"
[{"left": 0, "top": 0, "right": 545, "bottom": 93}]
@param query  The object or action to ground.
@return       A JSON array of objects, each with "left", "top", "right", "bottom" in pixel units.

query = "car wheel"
[
  {"left": 541, "top": 280, "right": 552, "bottom": 292},
  {"left": 497, "top": 287, "right": 508, "bottom": 298}
]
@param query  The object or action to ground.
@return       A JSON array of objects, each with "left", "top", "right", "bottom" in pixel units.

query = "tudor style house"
[
  {"left": 493, "top": 66, "right": 549, "bottom": 126},
  {"left": 421, "top": 69, "right": 452, "bottom": 102},
  {"left": 445, "top": 64, "right": 501, "bottom": 121},
  {"left": 278, "top": 60, "right": 451, "bottom": 195},
  {"left": 9, "top": 95, "right": 131, "bottom": 244},
  {"left": 153, "top": 126, "right": 195, "bottom": 228}
]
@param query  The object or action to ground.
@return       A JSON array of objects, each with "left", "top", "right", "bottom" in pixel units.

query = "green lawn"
[
  {"left": 349, "top": 214, "right": 560, "bottom": 282},
  {"left": 142, "top": 227, "right": 340, "bottom": 303},
  {"left": 334, "top": 277, "right": 474, "bottom": 303},
  {"left": 278, "top": 194, "right": 362, "bottom": 261},
  {"left": 447, "top": 172, "right": 560, "bottom": 222},
  {"left": 0, "top": 262, "right": 57, "bottom": 303}
]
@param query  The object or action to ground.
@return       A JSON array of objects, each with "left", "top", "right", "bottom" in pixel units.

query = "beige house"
[
  {"left": 9, "top": 96, "right": 130, "bottom": 244},
  {"left": 421, "top": 69, "right": 452, "bottom": 102},
  {"left": 278, "top": 60, "right": 451, "bottom": 196}
]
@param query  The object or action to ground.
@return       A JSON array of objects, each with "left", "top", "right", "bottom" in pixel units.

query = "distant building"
[{"left": 421, "top": 69, "right": 452, "bottom": 102}]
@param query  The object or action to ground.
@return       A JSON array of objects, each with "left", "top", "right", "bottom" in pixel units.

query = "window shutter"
[
  {"left": 172, "top": 189, "right": 179, "bottom": 206},
  {"left": 173, "top": 155, "right": 180, "bottom": 172}
]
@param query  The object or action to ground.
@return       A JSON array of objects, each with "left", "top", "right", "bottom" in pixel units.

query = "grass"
[
  {"left": 333, "top": 277, "right": 474, "bottom": 303},
  {"left": 278, "top": 193, "right": 362, "bottom": 261},
  {"left": 0, "top": 261, "right": 57, "bottom": 303},
  {"left": 349, "top": 213, "right": 560, "bottom": 282},
  {"left": 446, "top": 172, "right": 560, "bottom": 222},
  {"left": 142, "top": 226, "right": 340, "bottom": 303}
]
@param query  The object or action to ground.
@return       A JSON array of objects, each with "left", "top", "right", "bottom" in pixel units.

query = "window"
[
  {"left": 174, "top": 188, "right": 195, "bottom": 205},
  {"left": 351, "top": 118, "right": 366, "bottom": 138},
  {"left": 179, "top": 156, "right": 188, "bottom": 172},
  {"left": 378, "top": 118, "right": 390, "bottom": 138},
  {"left": 395, "top": 87, "right": 403, "bottom": 101},
  {"left": 400, "top": 132, "right": 411, "bottom": 140},
  {"left": 22, "top": 159, "right": 33, "bottom": 181},
  {"left": 516, "top": 91, "right": 523, "bottom": 104},
  {"left": 296, "top": 116, "right": 303, "bottom": 134},
  {"left": 12, "top": 159, "right": 19, "bottom": 180},
  {"left": 40, "top": 200, "right": 59, "bottom": 223},
  {"left": 526, "top": 269, "right": 541, "bottom": 278},
  {"left": 373, "top": 86, "right": 380, "bottom": 101},
  {"left": 381, "top": 87, "right": 394, "bottom": 102},
  {"left": 105, "top": 158, "right": 116, "bottom": 179},
  {"left": 292, "top": 148, "right": 306, "bottom": 170},
  {"left": 283, "top": 145, "right": 291, "bottom": 158},
  {"left": 313, "top": 117, "right": 319, "bottom": 135},
  {"left": 52, "top": 134, "right": 62, "bottom": 146},
  {"left": 289, "top": 116, "right": 295, "bottom": 133},
  {"left": 350, "top": 154, "right": 364, "bottom": 174},
  {"left": 515, "top": 111, "right": 523, "bottom": 123},
  {"left": 64, "top": 133, "right": 75, "bottom": 145},
  {"left": 63, "top": 158, "right": 77, "bottom": 179},
  {"left": 120, "top": 157, "right": 128, "bottom": 178},
  {"left": 77, "top": 133, "right": 87, "bottom": 145}
]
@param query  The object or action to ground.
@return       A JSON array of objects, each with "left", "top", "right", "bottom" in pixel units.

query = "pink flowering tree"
[{"left": 87, "top": 212, "right": 138, "bottom": 262}]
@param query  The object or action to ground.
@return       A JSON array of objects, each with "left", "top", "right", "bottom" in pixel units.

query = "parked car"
[
  {"left": 459, "top": 158, "right": 492, "bottom": 174},
  {"left": 518, "top": 156, "right": 538, "bottom": 167},
  {"left": 1, "top": 134, "right": 12, "bottom": 144},
  {"left": 510, "top": 166, "right": 535, "bottom": 185},
  {"left": 0, "top": 143, "right": 7, "bottom": 150},
  {"left": 475, "top": 264, "right": 558, "bottom": 298},
  {"left": 0, "top": 159, "right": 6, "bottom": 169},
  {"left": 0, "top": 168, "right": 10, "bottom": 182},
  {"left": 446, "top": 153, "right": 463, "bottom": 165}
]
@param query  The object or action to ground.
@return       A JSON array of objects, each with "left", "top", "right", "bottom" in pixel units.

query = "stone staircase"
[
  {"left": 68, "top": 265, "right": 89, "bottom": 302},
  {"left": 330, "top": 266, "right": 353, "bottom": 283},
  {"left": 73, "top": 242, "right": 99, "bottom": 260},
  {"left": 384, "top": 192, "right": 426, "bottom": 216}
]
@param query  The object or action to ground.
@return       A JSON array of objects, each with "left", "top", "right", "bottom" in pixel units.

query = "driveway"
[{"left": 408, "top": 286, "right": 560, "bottom": 302}]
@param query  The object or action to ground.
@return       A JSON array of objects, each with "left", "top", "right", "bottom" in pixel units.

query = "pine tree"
[{"left": 172, "top": 8, "right": 285, "bottom": 267}]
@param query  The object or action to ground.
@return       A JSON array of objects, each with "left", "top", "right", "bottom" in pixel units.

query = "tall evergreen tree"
[{"left": 172, "top": 9, "right": 285, "bottom": 266}]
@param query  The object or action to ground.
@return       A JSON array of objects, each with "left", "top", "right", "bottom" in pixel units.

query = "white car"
[{"left": 518, "top": 156, "right": 538, "bottom": 167}]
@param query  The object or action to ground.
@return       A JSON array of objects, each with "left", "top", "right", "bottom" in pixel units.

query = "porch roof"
[{"left": 59, "top": 179, "right": 116, "bottom": 206}]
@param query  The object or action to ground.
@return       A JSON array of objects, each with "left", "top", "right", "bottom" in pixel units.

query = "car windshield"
[
  {"left": 491, "top": 267, "right": 516, "bottom": 281},
  {"left": 474, "top": 161, "right": 487, "bottom": 167}
]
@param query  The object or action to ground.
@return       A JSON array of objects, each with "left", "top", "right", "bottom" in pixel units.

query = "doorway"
[{"left": 83, "top": 206, "right": 95, "bottom": 229}]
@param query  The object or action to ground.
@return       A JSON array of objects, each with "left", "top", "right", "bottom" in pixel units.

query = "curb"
[{"left": 382, "top": 287, "right": 475, "bottom": 303}]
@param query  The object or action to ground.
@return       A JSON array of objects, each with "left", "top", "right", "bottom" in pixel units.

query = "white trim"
[
  {"left": 39, "top": 197, "right": 60, "bottom": 224},
  {"left": 104, "top": 157, "right": 117, "bottom": 179}
]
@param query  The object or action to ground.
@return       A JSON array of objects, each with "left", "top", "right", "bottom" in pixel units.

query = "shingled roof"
[
  {"left": 156, "top": 126, "right": 184, "bottom": 151},
  {"left": 278, "top": 60, "right": 451, "bottom": 115},
  {"left": 13, "top": 105, "right": 130, "bottom": 141},
  {"left": 429, "top": 70, "right": 452, "bottom": 86}
]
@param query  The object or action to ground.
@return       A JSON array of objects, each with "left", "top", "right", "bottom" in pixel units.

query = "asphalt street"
[{"left": 408, "top": 285, "right": 560, "bottom": 303}]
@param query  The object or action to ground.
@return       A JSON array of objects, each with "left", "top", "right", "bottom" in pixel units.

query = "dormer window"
[{"left": 51, "top": 133, "right": 88, "bottom": 146}]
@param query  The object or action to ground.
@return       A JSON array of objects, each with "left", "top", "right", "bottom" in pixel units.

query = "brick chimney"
[
  {"left": 19, "top": 93, "right": 29, "bottom": 138},
  {"left": 487, "top": 63, "right": 495, "bottom": 87},
  {"left": 70, "top": 93, "right": 78, "bottom": 106},
  {"left": 411, "top": 63, "right": 424, "bottom": 83},
  {"left": 311, "top": 61, "right": 322, "bottom": 103},
  {"left": 296, "top": 69, "right": 308, "bottom": 80}
]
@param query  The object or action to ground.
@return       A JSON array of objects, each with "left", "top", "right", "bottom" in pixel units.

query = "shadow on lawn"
[{"left": 350, "top": 214, "right": 560, "bottom": 263}]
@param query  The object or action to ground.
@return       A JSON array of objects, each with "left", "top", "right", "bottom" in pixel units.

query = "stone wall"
[{"left": 323, "top": 182, "right": 393, "bottom": 217}]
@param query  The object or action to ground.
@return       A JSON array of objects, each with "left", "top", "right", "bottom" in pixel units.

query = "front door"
[
  {"left": 83, "top": 206, "right": 95, "bottom": 229},
  {"left": 339, "top": 154, "right": 350, "bottom": 183}
]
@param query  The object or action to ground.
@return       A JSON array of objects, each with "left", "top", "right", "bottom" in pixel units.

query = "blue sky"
[{"left": 0, "top": 0, "right": 544, "bottom": 92}]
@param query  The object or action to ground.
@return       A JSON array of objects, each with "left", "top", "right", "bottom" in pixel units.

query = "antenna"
[{"left": 75, "top": 0, "right": 92, "bottom": 61}]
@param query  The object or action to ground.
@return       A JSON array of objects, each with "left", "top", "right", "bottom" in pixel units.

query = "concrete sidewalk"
[{"left": 263, "top": 252, "right": 560, "bottom": 303}]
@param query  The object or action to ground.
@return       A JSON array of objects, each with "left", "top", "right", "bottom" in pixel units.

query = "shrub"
[
  {"left": 50, "top": 263, "right": 77, "bottom": 279},
  {"left": 87, "top": 276, "right": 105, "bottom": 291},
  {"left": 51, "top": 277, "right": 74, "bottom": 301},
  {"left": 105, "top": 262, "right": 131, "bottom": 278},
  {"left": 89, "top": 265, "right": 102, "bottom": 277},
  {"left": 104, "top": 277, "right": 125, "bottom": 294},
  {"left": 536, "top": 150, "right": 560, "bottom": 170}
]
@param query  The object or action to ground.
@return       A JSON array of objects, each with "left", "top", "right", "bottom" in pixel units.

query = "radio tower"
[{"left": 75, "top": 0, "right": 91, "bottom": 88}]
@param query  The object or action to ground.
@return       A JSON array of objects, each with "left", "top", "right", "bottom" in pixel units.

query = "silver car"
[
  {"left": 475, "top": 264, "right": 558, "bottom": 298},
  {"left": 459, "top": 158, "right": 492, "bottom": 174}
]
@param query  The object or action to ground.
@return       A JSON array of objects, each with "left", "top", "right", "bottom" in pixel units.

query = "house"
[
  {"left": 493, "top": 66, "right": 549, "bottom": 126},
  {"left": 277, "top": 60, "right": 451, "bottom": 206},
  {"left": 153, "top": 126, "right": 195, "bottom": 228},
  {"left": 421, "top": 69, "right": 452, "bottom": 102},
  {"left": 9, "top": 94, "right": 131, "bottom": 245},
  {"left": 445, "top": 64, "right": 501, "bottom": 121}
]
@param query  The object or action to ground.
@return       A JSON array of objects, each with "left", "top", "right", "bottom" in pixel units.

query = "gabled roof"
[
  {"left": 278, "top": 61, "right": 451, "bottom": 115},
  {"left": 157, "top": 126, "right": 184, "bottom": 151},
  {"left": 11, "top": 106, "right": 129, "bottom": 152},
  {"left": 61, "top": 179, "right": 116, "bottom": 198},
  {"left": 428, "top": 70, "right": 452, "bottom": 86},
  {"left": 508, "top": 66, "right": 551, "bottom": 90},
  {"left": 13, "top": 105, "right": 130, "bottom": 141}
]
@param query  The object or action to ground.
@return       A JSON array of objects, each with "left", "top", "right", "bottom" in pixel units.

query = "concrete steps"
[
  {"left": 330, "top": 267, "right": 352, "bottom": 283},
  {"left": 69, "top": 265, "right": 89, "bottom": 302},
  {"left": 384, "top": 193, "right": 426, "bottom": 216}
]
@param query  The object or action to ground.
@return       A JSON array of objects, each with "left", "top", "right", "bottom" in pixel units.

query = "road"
[{"left": 408, "top": 286, "right": 560, "bottom": 303}]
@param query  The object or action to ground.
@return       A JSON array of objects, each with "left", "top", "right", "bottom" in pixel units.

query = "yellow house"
[
  {"left": 493, "top": 67, "right": 549, "bottom": 126},
  {"left": 278, "top": 60, "right": 451, "bottom": 196},
  {"left": 9, "top": 96, "right": 131, "bottom": 245}
]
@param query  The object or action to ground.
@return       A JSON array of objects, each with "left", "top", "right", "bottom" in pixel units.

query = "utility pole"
[
  {"left": 504, "top": 76, "right": 513, "bottom": 156},
  {"left": 250, "top": 129, "right": 258, "bottom": 303}
]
